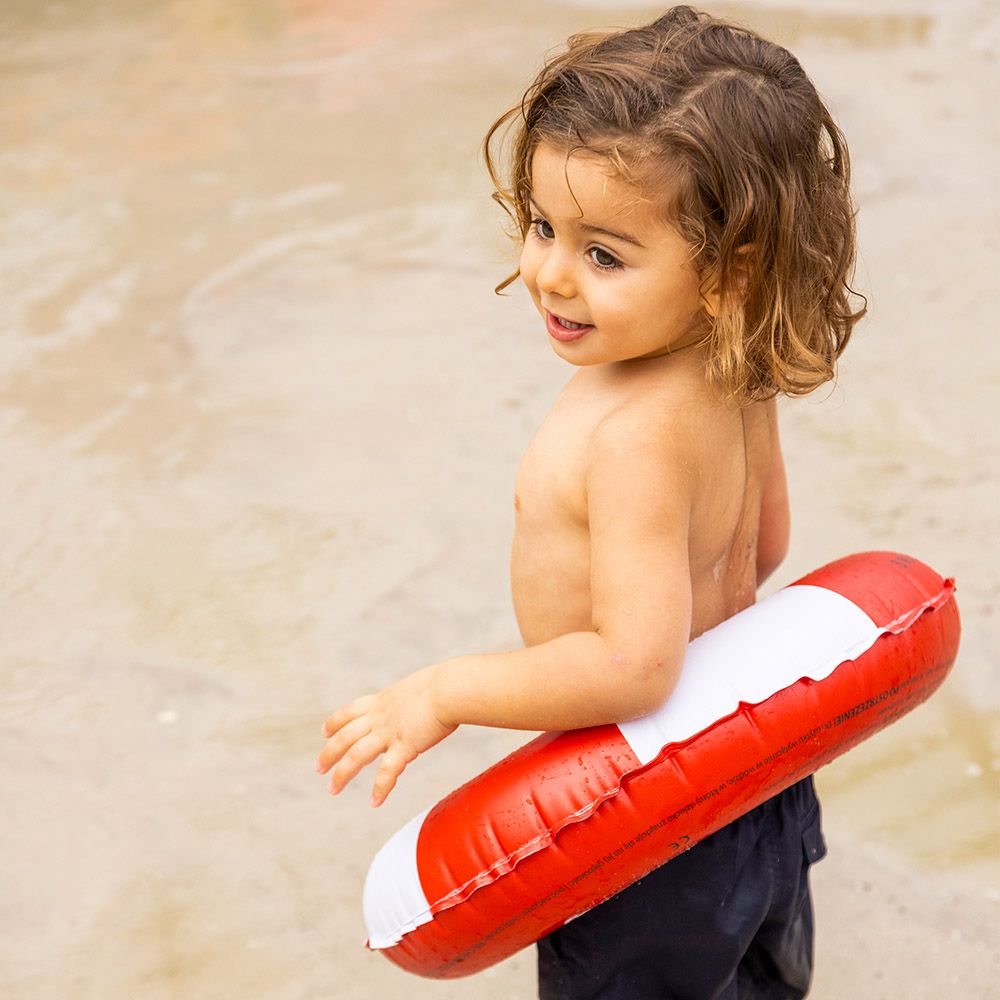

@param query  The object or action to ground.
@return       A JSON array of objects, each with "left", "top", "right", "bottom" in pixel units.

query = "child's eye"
[
  {"left": 530, "top": 218, "right": 554, "bottom": 240},
  {"left": 588, "top": 246, "right": 622, "bottom": 270}
]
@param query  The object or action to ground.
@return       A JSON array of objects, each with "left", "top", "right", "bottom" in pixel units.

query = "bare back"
[{"left": 512, "top": 350, "right": 781, "bottom": 650}]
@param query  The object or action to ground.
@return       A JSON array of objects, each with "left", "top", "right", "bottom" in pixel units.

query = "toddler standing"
[{"left": 318, "top": 7, "right": 865, "bottom": 997}]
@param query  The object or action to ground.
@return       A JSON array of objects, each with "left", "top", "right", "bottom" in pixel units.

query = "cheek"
[
  {"left": 585, "top": 284, "right": 625, "bottom": 326},
  {"left": 650, "top": 270, "right": 701, "bottom": 317},
  {"left": 518, "top": 243, "right": 541, "bottom": 299}
]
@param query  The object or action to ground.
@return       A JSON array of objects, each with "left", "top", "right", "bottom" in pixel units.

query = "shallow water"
[{"left": 2, "top": 2, "right": 998, "bottom": 997}]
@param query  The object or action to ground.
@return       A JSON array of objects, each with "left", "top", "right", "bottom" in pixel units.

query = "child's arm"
[
  {"left": 756, "top": 400, "right": 789, "bottom": 587},
  {"left": 317, "top": 412, "right": 694, "bottom": 805}
]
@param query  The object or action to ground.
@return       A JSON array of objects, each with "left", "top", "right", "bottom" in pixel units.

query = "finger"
[
  {"left": 316, "top": 715, "right": 371, "bottom": 775},
  {"left": 321, "top": 696, "right": 372, "bottom": 739},
  {"left": 369, "top": 746, "right": 411, "bottom": 808},
  {"left": 329, "top": 732, "right": 387, "bottom": 795}
]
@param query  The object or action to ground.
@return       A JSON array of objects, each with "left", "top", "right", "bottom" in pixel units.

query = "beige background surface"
[{"left": 1, "top": 1, "right": 997, "bottom": 997}]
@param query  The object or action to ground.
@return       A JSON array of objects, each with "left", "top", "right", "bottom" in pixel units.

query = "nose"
[{"left": 534, "top": 243, "right": 576, "bottom": 300}]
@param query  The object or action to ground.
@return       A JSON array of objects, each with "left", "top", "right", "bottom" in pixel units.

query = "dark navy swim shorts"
[{"left": 537, "top": 775, "right": 827, "bottom": 1000}]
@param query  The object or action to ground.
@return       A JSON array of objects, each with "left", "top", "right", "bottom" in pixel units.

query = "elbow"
[
  {"left": 612, "top": 651, "right": 681, "bottom": 720},
  {"left": 756, "top": 509, "right": 790, "bottom": 588},
  {"left": 756, "top": 550, "right": 786, "bottom": 588},
  {"left": 756, "top": 531, "right": 789, "bottom": 588}
]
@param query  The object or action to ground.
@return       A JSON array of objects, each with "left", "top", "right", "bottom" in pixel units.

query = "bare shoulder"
[{"left": 587, "top": 358, "right": 727, "bottom": 474}]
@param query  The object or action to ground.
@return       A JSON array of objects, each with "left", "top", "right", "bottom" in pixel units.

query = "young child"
[{"left": 317, "top": 6, "right": 865, "bottom": 997}]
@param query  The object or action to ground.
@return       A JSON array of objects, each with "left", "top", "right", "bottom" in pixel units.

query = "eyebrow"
[{"left": 529, "top": 198, "right": 647, "bottom": 249}]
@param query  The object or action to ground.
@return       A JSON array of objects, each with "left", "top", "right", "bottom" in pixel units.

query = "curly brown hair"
[{"left": 484, "top": 5, "right": 867, "bottom": 401}]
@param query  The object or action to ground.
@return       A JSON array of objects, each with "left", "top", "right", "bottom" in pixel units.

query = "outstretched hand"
[{"left": 316, "top": 665, "right": 457, "bottom": 807}]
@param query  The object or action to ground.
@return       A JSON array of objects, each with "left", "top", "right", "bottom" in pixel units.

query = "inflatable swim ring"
[{"left": 362, "top": 551, "right": 959, "bottom": 978}]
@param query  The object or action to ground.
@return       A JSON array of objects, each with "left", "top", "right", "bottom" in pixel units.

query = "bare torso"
[{"left": 512, "top": 351, "right": 775, "bottom": 648}]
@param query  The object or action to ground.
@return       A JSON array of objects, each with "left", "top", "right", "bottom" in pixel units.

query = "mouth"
[{"left": 545, "top": 311, "right": 594, "bottom": 343}]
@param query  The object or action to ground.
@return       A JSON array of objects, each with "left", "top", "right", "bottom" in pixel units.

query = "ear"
[{"left": 703, "top": 244, "right": 754, "bottom": 318}]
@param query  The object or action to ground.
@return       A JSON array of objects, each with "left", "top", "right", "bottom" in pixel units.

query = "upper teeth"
[{"left": 558, "top": 317, "right": 585, "bottom": 329}]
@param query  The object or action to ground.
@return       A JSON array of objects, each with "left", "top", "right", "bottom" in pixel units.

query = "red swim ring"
[{"left": 362, "top": 551, "right": 959, "bottom": 978}]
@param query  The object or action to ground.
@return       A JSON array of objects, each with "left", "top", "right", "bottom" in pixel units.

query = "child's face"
[{"left": 519, "top": 143, "right": 708, "bottom": 366}]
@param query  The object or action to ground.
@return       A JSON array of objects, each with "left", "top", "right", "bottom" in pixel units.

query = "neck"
[{"left": 624, "top": 330, "right": 708, "bottom": 367}]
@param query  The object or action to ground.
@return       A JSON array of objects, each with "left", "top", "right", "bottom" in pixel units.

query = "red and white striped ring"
[{"left": 361, "top": 551, "right": 960, "bottom": 978}]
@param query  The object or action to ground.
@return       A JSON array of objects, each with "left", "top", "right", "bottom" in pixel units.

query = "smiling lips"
[{"left": 546, "top": 310, "right": 594, "bottom": 343}]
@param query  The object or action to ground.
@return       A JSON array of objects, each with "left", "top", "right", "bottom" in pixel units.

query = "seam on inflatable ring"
[
  {"left": 415, "top": 581, "right": 956, "bottom": 925},
  {"left": 880, "top": 578, "right": 955, "bottom": 634},
  {"left": 427, "top": 782, "right": 629, "bottom": 914}
]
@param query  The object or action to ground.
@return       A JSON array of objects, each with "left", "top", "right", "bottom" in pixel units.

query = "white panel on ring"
[
  {"left": 617, "top": 585, "right": 880, "bottom": 766},
  {"left": 363, "top": 806, "right": 433, "bottom": 949}
]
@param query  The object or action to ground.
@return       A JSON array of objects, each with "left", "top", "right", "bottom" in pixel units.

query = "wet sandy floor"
[{"left": 1, "top": 1, "right": 998, "bottom": 997}]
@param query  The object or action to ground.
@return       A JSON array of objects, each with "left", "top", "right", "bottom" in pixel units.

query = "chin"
[{"left": 550, "top": 342, "right": 604, "bottom": 367}]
